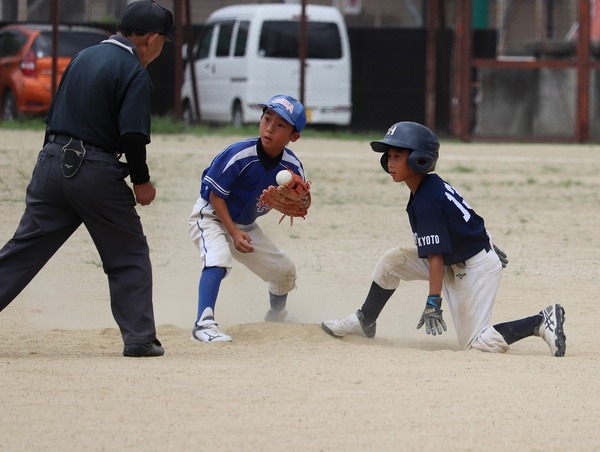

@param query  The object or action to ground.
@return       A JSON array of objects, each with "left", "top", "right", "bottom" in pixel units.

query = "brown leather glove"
[{"left": 259, "top": 169, "right": 311, "bottom": 225}]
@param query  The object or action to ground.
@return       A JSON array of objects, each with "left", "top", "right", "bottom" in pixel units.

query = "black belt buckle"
[{"left": 61, "top": 138, "right": 86, "bottom": 178}]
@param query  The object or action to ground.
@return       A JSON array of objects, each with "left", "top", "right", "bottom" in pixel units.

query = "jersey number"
[{"left": 444, "top": 183, "right": 471, "bottom": 222}]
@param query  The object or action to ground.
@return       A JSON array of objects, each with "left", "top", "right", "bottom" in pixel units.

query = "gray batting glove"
[
  {"left": 493, "top": 244, "right": 509, "bottom": 269},
  {"left": 416, "top": 296, "right": 447, "bottom": 336}
]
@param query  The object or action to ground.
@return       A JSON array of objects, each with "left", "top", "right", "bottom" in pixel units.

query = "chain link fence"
[
  {"left": 1, "top": 1, "right": 598, "bottom": 140},
  {"left": 3, "top": 1, "right": 579, "bottom": 49}
]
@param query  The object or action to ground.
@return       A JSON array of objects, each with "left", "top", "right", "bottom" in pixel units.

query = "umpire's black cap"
[{"left": 119, "top": 0, "right": 175, "bottom": 44}]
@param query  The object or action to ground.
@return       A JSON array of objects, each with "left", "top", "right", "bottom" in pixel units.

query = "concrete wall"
[{"left": 475, "top": 67, "right": 581, "bottom": 138}]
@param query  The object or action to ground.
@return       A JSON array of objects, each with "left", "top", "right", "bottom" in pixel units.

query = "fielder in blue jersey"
[
  {"left": 322, "top": 121, "right": 567, "bottom": 357},
  {"left": 188, "top": 95, "right": 308, "bottom": 342}
]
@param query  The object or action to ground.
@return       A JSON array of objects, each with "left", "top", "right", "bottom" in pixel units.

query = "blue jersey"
[
  {"left": 406, "top": 174, "right": 490, "bottom": 265},
  {"left": 200, "top": 138, "right": 306, "bottom": 225}
]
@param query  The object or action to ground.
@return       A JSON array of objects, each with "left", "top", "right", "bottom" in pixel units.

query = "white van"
[{"left": 181, "top": 4, "right": 352, "bottom": 127}]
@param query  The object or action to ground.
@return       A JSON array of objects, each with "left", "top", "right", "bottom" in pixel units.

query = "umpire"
[{"left": 0, "top": 1, "right": 174, "bottom": 357}]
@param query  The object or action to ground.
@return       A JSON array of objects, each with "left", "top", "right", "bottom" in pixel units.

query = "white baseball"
[{"left": 276, "top": 169, "right": 293, "bottom": 186}]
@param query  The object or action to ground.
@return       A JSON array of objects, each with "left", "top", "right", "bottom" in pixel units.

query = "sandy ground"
[{"left": 0, "top": 128, "right": 599, "bottom": 451}]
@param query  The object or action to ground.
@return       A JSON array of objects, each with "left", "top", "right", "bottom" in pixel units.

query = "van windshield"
[{"left": 259, "top": 21, "right": 342, "bottom": 59}]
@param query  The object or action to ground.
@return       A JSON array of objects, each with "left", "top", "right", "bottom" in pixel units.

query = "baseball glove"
[{"left": 259, "top": 169, "right": 311, "bottom": 225}]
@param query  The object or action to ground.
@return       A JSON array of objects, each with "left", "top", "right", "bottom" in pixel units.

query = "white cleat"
[
  {"left": 321, "top": 310, "right": 376, "bottom": 338},
  {"left": 192, "top": 317, "right": 232, "bottom": 343},
  {"left": 535, "top": 304, "right": 566, "bottom": 357}
]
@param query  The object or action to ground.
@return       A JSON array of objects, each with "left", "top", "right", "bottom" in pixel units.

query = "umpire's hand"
[{"left": 134, "top": 181, "right": 156, "bottom": 206}]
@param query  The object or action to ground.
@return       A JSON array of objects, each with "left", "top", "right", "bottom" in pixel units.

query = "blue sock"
[{"left": 196, "top": 267, "right": 226, "bottom": 323}]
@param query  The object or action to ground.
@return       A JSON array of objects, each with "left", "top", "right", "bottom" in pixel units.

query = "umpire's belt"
[{"left": 48, "top": 134, "right": 120, "bottom": 157}]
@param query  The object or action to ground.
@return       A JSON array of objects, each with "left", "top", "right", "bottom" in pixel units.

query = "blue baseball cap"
[
  {"left": 258, "top": 95, "right": 306, "bottom": 132},
  {"left": 119, "top": 0, "right": 175, "bottom": 44}
]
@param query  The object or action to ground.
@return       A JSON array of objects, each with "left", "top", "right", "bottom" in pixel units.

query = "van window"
[
  {"left": 216, "top": 21, "right": 234, "bottom": 57},
  {"left": 259, "top": 21, "right": 342, "bottom": 59},
  {"left": 234, "top": 20, "right": 249, "bottom": 57},
  {"left": 197, "top": 24, "right": 215, "bottom": 60}
]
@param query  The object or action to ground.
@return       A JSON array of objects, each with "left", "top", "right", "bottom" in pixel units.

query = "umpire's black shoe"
[{"left": 123, "top": 339, "right": 164, "bottom": 357}]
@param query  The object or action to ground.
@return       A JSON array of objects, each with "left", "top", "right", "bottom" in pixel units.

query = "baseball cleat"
[
  {"left": 535, "top": 304, "right": 566, "bottom": 357},
  {"left": 264, "top": 308, "right": 294, "bottom": 322},
  {"left": 192, "top": 317, "right": 232, "bottom": 343},
  {"left": 321, "top": 310, "right": 376, "bottom": 338}
]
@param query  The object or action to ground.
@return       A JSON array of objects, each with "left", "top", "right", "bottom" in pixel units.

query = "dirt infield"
[{"left": 1, "top": 129, "right": 599, "bottom": 450}]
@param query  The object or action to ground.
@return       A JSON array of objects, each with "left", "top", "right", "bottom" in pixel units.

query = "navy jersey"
[
  {"left": 406, "top": 174, "right": 490, "bottom": 265},
  {"left": 200, "top": 138, "right": 306, "bottom": 225},
  {"left": 45, "top": 35, "right": 152, "bottom": 151}
]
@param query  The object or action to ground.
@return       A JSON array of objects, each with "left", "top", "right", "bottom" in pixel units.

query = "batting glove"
[
  {"left": 493, "top": 244, "right": 509, "bottom": 269},
  {"left": 416, "top": 295, "right": 447, "bottom": 336}
]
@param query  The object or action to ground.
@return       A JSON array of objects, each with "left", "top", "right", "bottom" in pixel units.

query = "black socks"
[
  {"left": 494, "top": 314, "right": 543, "bottom": 345},
  {"left": 360, "top": 282, "right": 396, "bottom": 325}
]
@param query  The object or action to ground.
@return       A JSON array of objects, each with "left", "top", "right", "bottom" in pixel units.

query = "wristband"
[{"left": 426, "top": 295, "right": 442, "bottom": 308}]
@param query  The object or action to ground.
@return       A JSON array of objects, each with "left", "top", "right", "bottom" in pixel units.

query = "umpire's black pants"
[{"left": 0, "top": 142, "right": 157, "bottom": 345}]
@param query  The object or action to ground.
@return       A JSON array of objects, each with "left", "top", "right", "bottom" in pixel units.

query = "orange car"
[{"left": 0, "top": 23, "right": 109, "bottom": 120}]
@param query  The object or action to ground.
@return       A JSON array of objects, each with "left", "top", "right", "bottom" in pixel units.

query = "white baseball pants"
[
  {"left": 188, "top": 199, "right": 296, "bottom": 296},
  {"left": 372, "top": 246, "right": 508, "bottom": 352}
]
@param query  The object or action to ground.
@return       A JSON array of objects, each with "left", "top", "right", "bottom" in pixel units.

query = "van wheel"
[
  {"left": 2, "top": 90, "right": 17, "bottom": 121},
  {"left": 232, "top": 103, "right": 244, "bottom": 128},
  {"left": 182, "top": 100, "right": 194, "bottom": 126}
]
